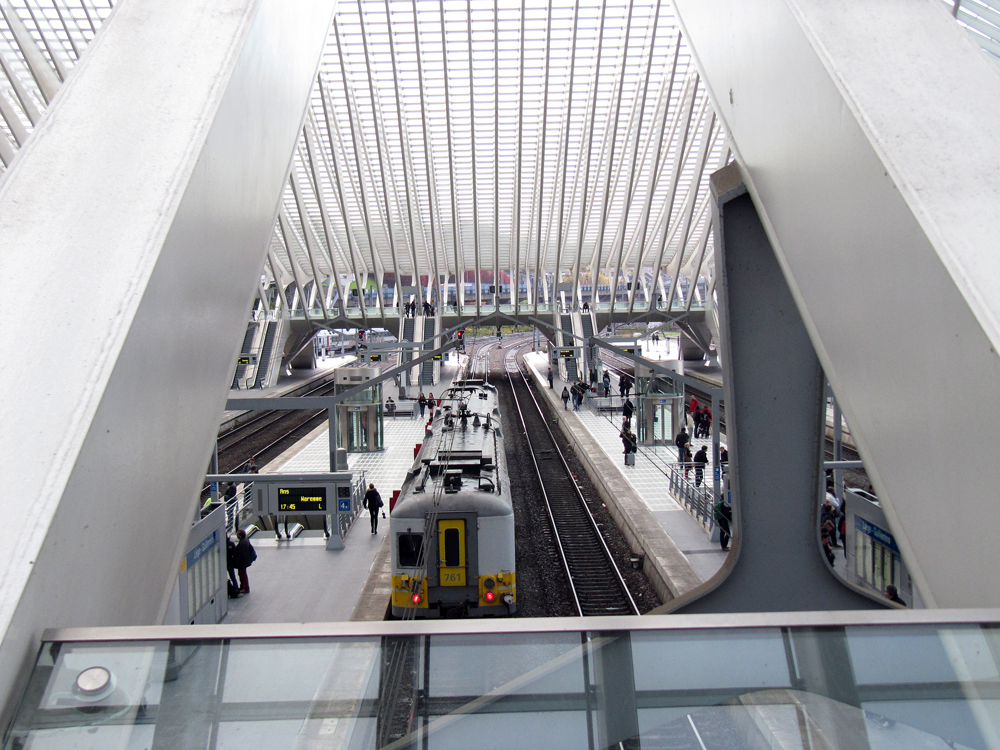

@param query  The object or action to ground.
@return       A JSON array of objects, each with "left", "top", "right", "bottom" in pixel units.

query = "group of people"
[
  {"left": 687, "top": 396, "right": 713, "bottom": 438},
  {"left": 401, "top": 300, "right": 437, "bottom": 318},
  {"left": 417, "top": 392, "right": 436, "bottom": 419},
  {"left": 561, "top": 381, "right": 590, "bottom": 411}
]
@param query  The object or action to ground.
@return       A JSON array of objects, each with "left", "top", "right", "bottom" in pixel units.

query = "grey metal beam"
[
  {"left": 0, "top": 0, "right": 335, "bottom": 726},
  {"left": 226, "top": 339, "right": 458, "bottom": 412},
  {"left": 667, "top": 164, "right": 879, "bottom": 614}
]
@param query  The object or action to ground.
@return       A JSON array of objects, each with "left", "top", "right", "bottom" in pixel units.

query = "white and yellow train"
[{"left": 389, "top": 379, "right": 516, "bottom": 618}]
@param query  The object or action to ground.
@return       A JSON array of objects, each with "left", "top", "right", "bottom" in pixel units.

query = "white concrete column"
[
  {"left": 671, "top": 0, "right": 1000, "bottom": 607},
  {"left": 0, "top": 0, "right": 335, "bottom": 723}
]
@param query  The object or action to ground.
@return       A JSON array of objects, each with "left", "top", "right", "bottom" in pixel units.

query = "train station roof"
[{"left": 4, "top": 0, "right": 993, "bottom": 312}]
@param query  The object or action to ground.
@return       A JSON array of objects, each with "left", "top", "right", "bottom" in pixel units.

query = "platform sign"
[
  {"left": 277, "top": 486, "right": 326, "bottom": 513},
  {"left": 369, "top": 353, "right": 382, "bottom": 362},
  {"left": 338, "top": 497, "right": 351, "bottom": 512},
  {"left": 559, "top": 349, "right": 575, "bottom": 358},
  {"left": 432, "top": 354, "right": 442, "bottom": 360},
  {"left": 622, "top": 347, "right": 635, "bottom": 355},
  {"left": 237, "top": 356, "right": 250, "bottom": 365}
]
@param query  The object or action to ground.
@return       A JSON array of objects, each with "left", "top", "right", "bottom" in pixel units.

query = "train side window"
[
  {"left": 443, "top": 528, "right": 461, "bottom": 567},
  {"left": 398, "top": 534, "right": 423, "bottom": 567}
]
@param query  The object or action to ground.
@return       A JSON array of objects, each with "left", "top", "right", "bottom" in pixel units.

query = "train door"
[{"left": 437, "top": 519, "right": 466, "bottom": 586}]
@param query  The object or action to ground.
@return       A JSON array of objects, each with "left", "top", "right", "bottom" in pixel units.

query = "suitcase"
[{"left": 625, "top": 453, "right": 636, "bottom": 466}]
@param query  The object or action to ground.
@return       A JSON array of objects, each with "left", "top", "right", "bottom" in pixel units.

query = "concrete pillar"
[{"left": 0, "top": 0, "right": 335, "bottom": 725}]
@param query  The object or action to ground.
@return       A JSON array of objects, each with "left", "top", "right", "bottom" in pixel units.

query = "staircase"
[
  {"left": 420, "top": 316, "right": 436, "bottom": 385},
  {"left": 561, "top": 314, "right": 578, "bottom": 382},
  {"left": 400, "top": 316, "right": 416, "bottom": 385},
  {"left": 231, "top": 322, "right": 258, "bottom": 388},
  {"left": 253, "top": 321, "right": 278, "bottom": 388}
]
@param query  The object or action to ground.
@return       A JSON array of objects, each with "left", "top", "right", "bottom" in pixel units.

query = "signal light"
[
  {"left": 484, "top": 590, "right": 496, "bottom": 602},
  {"left": 411, "top": 593, "right": 422, "bottom": 604}
]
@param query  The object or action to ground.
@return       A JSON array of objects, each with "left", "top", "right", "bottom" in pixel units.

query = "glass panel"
[
  {"left": 443, "top": 528, "right": 460, "bottom": 567},
  {"left": 10, "top": 623, "right": 1000, "bottom": 750},
  {"left": 398, "top": 533, "right": 422, "bottom": 567}
]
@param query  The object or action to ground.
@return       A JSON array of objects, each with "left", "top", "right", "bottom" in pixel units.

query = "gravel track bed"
[{"left": 490, "top": 344, "right": 662, "bottom": 616}]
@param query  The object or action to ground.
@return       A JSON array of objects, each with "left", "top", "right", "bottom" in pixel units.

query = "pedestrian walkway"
[{"left": 527, "top": 352, "right": 728, "bottom": 583}]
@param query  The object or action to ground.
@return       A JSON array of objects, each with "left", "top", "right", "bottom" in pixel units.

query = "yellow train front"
[{"left": 390, "top": 381, "right": 516, "bottom": 618}]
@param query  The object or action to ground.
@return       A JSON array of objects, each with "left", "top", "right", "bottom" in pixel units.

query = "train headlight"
[{"left": 484, "top": 577, "right": 495, "bottom": 590}]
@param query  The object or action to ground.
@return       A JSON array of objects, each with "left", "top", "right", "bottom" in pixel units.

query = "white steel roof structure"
[{"left": 3, "top": 0, "right": 999, "bottom": 324}]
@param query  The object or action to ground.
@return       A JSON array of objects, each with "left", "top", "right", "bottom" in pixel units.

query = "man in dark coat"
[
  {"left": 674, "top": 427, "right": 689, "bottom": 463},
  {"left": 622, "top": 398, "right": 634, "bottom": 429},
  {"left": 693, "top": 445, "right": 708, "bottom": 487},
  {"left": 713, "top": 499, "right": 732, "bottom": 551},
  {"left": 363, "top": 483, "right": 384, "bottom": 535},
  {"left": 235, "top": 529, "right": 256, "bottom": 594}
]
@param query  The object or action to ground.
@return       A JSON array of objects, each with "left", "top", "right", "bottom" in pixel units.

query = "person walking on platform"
[
  {"left": 364, "top": 483, "right": 384, "bottom": 535},
  {"left": 713, "top": 499, "right": 732, "bottom": 551},
  {"left": 674, "top": 427, "right": 689, "bottom": 463},
  {"left": 427, "top": 392, "right": 435, "bottom": 420},
  {"left": 561, "top": 386, "right": 570, "bottom": 410},
  {"left": 622, "top": 398, "right": 634, "bottom": 430},
  {"left": 693, "top": 445, "right": 708, "bottom": 487},
  {"left": 235, "top": 529, "right": 256, "bottom": 594},
  {"left": 603, "top": 371, "right": 611, "bottom": 398},
  {"left": 548, "top": 368, "right": 554, "bottom": 389},
  {"left": 418, "top": 392, "right": 427, "bottom": 418},
  {"left": 590, "top": 367, "right": 598, "bottom": 388},
  {"left": 386, "top": 396, "right": 396, "bottom": 418},
  {"left": 692, "top": 407, "right": 703, "bottom": 440}
]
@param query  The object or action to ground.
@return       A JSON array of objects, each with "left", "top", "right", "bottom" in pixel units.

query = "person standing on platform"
[
  {"left": 620, "top": 427, "right": 637, "bottom": 465},
  {"left": 235, "top": 529, "right": 256, "bottom": 594},
  {"left": 386, "top": 396, "right": 396, "bottom": 419},
  {"left": 427, "top": 392, "right": 435, "bottom": 420},
  {"left": 693, "top": 445, "right": 708, "bottom": 487},
  {"left": 548, "top": 368, "right": 554, "bottom": 389},
  {"left": 674, "top": 427, "right": 689, "bottom": 463},
  {"left": 692, "top": 407, "right": 703, "bottom": 441},
  {"left": 226, "top": 534, "right": 240, "bottom": 598},
  {"left": 683, "top": 445, "right": 693, "bottom": 478},
  {"left": 364, "top": 483, "right": 383, "bottom": 535},
  {"left": 561, "top": 386, "right": 570, "bottom": 410},
  {"left": 418, "top": 392, "right": 427, "bottom": 418},
  {"left": 622, "top": 398, "right": 634, "bottom": 430},
  {"left": 603, "top": 371, "right": 611, "bottom": 398},
  {"left": 590, "top": 367, "right": 598, "bottom": 388},
  {"left": 713, "top": 499, "right": 732, "bottom": 551}
]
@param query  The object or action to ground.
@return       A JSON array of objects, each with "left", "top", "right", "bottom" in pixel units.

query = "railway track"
[{"left": 504, "top": 346, "right": 639, "bottom": 617}]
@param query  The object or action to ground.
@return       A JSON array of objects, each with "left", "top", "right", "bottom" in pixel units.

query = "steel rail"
[{"left": 504, "top": 346, "right": 639, "bottom": 616}]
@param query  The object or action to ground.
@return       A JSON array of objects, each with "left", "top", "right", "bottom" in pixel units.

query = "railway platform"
[
  {"left": 524, "top": 352, "right": 728, "bottom": 598},
  {"left": 224, "top": 360, "right": 468, "bottom": 625}
]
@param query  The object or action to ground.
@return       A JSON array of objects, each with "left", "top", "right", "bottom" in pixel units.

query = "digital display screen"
[
  {"left": 622, "top": 348, "right": 635, "bottom": 355},
  {"left": 559, "top": 350, "right": 574, "bottom": 358},
  {"left": 432, "top": 354, "right": 442, "bottom": 360},
  {"left": 237, "top": 356, "right": 250, "bottom": 365},
  {"left": 277, "top": 486, "right": 326, "bottom": 512},
  {"left": 369, "top": 354, "right": 382, "bottom": 362}
]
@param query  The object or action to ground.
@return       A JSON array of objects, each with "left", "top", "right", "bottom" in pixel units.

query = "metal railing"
[{"left": 663, "top": 462, "right": 717, "bottom": 531}]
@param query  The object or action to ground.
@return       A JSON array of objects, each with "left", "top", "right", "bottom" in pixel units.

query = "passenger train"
[{"left": 389, "top": 377, "right": 516, "bottom": 618}]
